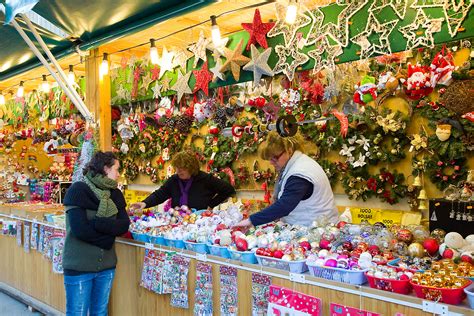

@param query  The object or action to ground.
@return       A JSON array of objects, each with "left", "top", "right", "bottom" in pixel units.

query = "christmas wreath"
[
  {"left": 426, "top": 156, "right": 468, "bottom": 190},
  {"left": 367, "top": 168, "right": 407, "bottom": 205},
  {"left": 318, "top": 159, "right": 339, "bottom": 185},
  {"left": 341, "top": 168, "right": 374, "bottom": 201}
]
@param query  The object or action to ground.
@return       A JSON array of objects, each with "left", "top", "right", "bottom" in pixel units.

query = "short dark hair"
[{"left": 83, "top": 151, "right": 117, "bottom": 176}]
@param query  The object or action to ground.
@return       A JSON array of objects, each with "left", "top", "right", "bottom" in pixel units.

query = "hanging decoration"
[
  {"left": 220, "top": 39, "right": 251, "bottom": 81},
  {"left": 241, "top": 9, "right": 275, "bottom": 51},
  {"left": 306, "top": 37, "right": 343, "bottom": 73},
  {"left": 267, "top": 2, "right": 312, "bottom": 46},
  {"left": 273, "top": 36, "right": 309, "bottom": 81},
  {"left": 369, "top": 0, "right": 408, "bottom": 20},
  {"left": 242, "top": 45, "right": 274, "bottom": 86},
  {"left": 210, "top": 58, "right": 225, "bottom": 82},
  {"left": 170, "top": 255, "right": 191, "bottom": 309},
  {"left": 188, "top": 31, "right": 211, "bottom": 68},
  {"left": 350, "top": 13, "right": 397, "bottom": 59},
  {"left": 443, "top": 0, "right": 473, "bottom": 37},
  {"left": 220, "top": 266, "right": 238, "bottom": 316},
  {"left": 399, "top": 9, "right": 444, "bottom": 50},
  {"left": 194, "top": 262, "right": 213, "bottom": 316},
  {"left": 251, "top": 272, "right": 271, "bottom": 315},
  {"left": 207, "top": 37, "right": 229, "bottom": 60},
  {"left": 173, "top": 71, "right": 192, "bottom": 102}
]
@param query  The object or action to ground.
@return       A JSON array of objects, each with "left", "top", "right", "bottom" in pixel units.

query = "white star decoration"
[
  {"left": 306, "top": 0, "right": 369, "bottom": 48},
  {"left": 273, "top": 36, "right": 309, "bottom": 81},
  {"left": 152, "top": 82, "right": 162, "bottom": 99},
  {"left": 210, "top": 58, "right": 225, "bottom": 82},
  {"left": 172, "top": 47, "right": 192, "bottom": 72},
  {"left": 206, "top": 37, "right": 229, "bottom": 59},
  {"left": 243, "top": 45, "right": 274, "bottom": 87},
  {"left": 350, "top": 13, "right": 397, "bottom": 59},
  {"left": 141, "top": 73, "right": 153, "bottom": 94},
  {"left": 159, "top": 46, "right": 174, "bottom": 79},
  {"left": 443, "top": 0, "right": 473, "bottom": 37},
  {"left": 188, "top": 31, "right": 211, "bottom": 68},
  {"left": 399, "top": 8, "right": 444, "bottom": 50},
  {"left": 267, "top": 2, "right": 313, "bottom": 46},
  {"left": 171, "top": 71, "right": 192, "bottom": 103},
  {"left": 112, "top": 85, "right": 130, "bottom": 104},
  {"left": 306, "top": 37, "right": 343, "bottom": 72},
  {"left": 370, "top": 0, "right": 408, "bottom": 20}
]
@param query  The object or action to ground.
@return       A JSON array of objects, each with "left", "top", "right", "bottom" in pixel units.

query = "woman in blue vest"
[
  {"left": 62, "top": 151, "right": 130, "bottom": 316},
  {"left": 234, "top": 131, "right": 338, "bottom": 228}
]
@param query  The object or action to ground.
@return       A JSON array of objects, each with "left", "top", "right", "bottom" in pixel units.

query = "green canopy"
[{"left": 0, "top": 0, "right": 215, "bottom": 81}]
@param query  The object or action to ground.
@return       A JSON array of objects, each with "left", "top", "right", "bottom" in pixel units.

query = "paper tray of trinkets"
[
  {"left": 306, "top": 262, "right": 368, "bottom": 285},
  {"left": 410, "top": 279, "right": 472, "bottom": 305},
  {"left": 256, "top": 255, "right": 308, "bottom": 274}
]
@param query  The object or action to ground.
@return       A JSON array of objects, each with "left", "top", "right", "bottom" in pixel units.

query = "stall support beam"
[{"left": 85, "top": 48, "right": 111, "bottom": 151}]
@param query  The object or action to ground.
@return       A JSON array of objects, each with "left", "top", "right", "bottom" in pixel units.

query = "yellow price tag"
[
  {"left": 350, "top": 207, "right": 379, "bottom": 224},
  {"left": 124, "top": 190, "right": 150, "bottom": 205},
  {"left": 376, "top": 209, "right": 403, "bottom": 227}
]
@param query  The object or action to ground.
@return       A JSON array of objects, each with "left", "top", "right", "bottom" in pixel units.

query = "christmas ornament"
[
  {"left": 403, "top": 63, "right": 434, "bottom": 100},
  {"left": 267, "top": 2, "right": 312, "bottom": 46},
  {"left": 188, "top": 31, "right": 211, "bottom": 68},
  {"left": 242, "top": 45, "right": 274, "bottom": 86},
  {"left": 172, "top": 71, "right": 192, "bottom": 102},
  {"left": 350, "top": 13, "right": 397, "bottom": 59},
  {"left": 430, "top": 47, "right": 455, "bottom": 86},
  {"left": 423, "top": 238, "right": 440, "bottom": 256},
  {"left": 353, "top": 75, "right": 378, "bottom": 105},
  {"left": 152, "top": 82, "right": 162, "bottom": 99},
  {"left": 159, "top": 46, "right": 174, "bottom": 79},
  {"left": 273, "top": 36, "right": 309, "bottom": 81},
  {"left": 369, "top": 0, "right": 408, "bottom": 20},
  {"left": 443, "top": 0, "right": 472, "bottom": 37},
  {"left": 141, "top": 73, "right": 153, "bottom": 94},
  {"left": 241, "top": 9, "right": 275, "bottom": 51},
  {"left": 399, "top": 9, "right": 444, "bottom": 50},
  {"left": 151, "top": 65, "right": 160, "bottom": 81},
  {"left": 435, "top": 123, "right": 452, "bottom": 142},
  {"left": 172, "top": 47, "right": 192, "bottom": 70},
  {"left": 210, "top": 58, "right": 225, "bottom": 82},
  {"left": 193, "top": 61, "right": 213, "bottom": 96},
  {"left": 306, "top": 37, "right": 343, "bottom": 72},
  {"left": 206, "top": 37, "right": 228, "bottom": 60},
  {"left": 220, "top": 39, "right": 251, "bottom": 81},
  {"left": 408, "top": 242, "right": 425, "bottom": 258},
  {"left": 306, "top": 0, "right": 369, "bottom": 48}
]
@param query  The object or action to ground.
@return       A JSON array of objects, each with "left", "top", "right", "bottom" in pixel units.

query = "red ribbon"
[
  {"left": 331, "top": 109, "right": 348, "bottom": 138},
  {"left": 221, "top": 167, "right": 235, "bottom": 187}
]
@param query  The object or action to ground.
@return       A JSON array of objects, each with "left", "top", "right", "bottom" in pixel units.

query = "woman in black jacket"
[
  {"left": 130, "top": 150, "right": 235, "bottom": 211},
  {"left": 62, "top": 151, "right": 130, "bottom": 316}
]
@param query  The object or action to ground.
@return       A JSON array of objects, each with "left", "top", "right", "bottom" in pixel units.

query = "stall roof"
[{"left": 0, "top": 0, "right": 216, "bottom": 82}]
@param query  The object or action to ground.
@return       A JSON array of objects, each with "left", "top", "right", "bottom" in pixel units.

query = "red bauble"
[
  {"left": 461, "top": 254, "right": 473, "bottom": 264},
  {"left": 336, "top": 221, "right": 347, "bottom": 229},
  {"left": 357, "top": 242, "right": 369, "bottom": 252},
  {"left": 273, "top": 250, "right": 284, "bottom": 259},
  {"left": 422, "top": 238, "right": 439, "bottom": 256},
  {"left": 255, "top": 97, "right": 266, "bottom": 108},
  {"left": 368, "top": 245, "right": 381, "bottom": 256},
  {"left": 399, "top": 274, "right": 410, "bottom": 281},
  {"left": 299, "top": 241, "right": 311, "bottom": 251},
  {"left": 256, "top": 248, "right": 265, "bottom": 256},
  {"left": 342, "top": 241, "right": 353, "bottom": 251},
  {"left": 235, "top": 238, "right": 248, "bottom": 251},
  {"left": 319, "top": 239, "right": 331, "bottom": 250},
  {"left": 442, "top": 248, "right": 455, "bottom": 259},
  {"left": 209, "top": 126, "right": 220, "bottom": 135}
]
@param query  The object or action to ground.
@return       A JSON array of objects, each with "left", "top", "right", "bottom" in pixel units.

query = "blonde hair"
[
  {"left": 260, "top": 131, "right": 304, "bottom": 160},
  {"left": 171, "top": 150, "right": 200, "bottom": 176}
]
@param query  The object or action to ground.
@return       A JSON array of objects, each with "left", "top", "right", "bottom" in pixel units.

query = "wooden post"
[{"left": 85, "top": 48, "right": 111, "bottom": 151}]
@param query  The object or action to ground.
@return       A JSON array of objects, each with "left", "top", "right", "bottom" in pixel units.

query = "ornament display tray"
[
  {"left": 184, "top": 241, "right": 208, "bottom": 254},
  {"left": 256, "top": 254, "right": 308, "bottom": 273},
  {"left": 365, "top": 272, "right": 412, "bottom": 294},
  {"left": 306, "top": 262, "right": 368, "bottom": 285},
  {"left": 208, "top": 244, "right": 231, "bottom": 258},
  {"left": 410, "top": 279, "right": 471, "bottom": 305},
  {"left": 228, "top": 249, "right": 257, "bottom": 264},
  {"left": 150, "top": 235, "right": 167, "bottom": 246},
  {"left": 132, "top": 232, "right": 152, "bottom": 243}
]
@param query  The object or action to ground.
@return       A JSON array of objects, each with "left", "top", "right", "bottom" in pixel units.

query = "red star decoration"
[
  {"left": 151, "top": 65, "right": 160, "bottom": 81},
  {"left": 241, "top": 9, "right": 275, "bottom": 51},
  {"left": 193, "top": 61, "right": 213, "bottom": 96}
]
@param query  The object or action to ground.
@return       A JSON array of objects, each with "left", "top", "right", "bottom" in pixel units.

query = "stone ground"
[{"left": 0, "top": 291, "right": 43, "bottom": 316}]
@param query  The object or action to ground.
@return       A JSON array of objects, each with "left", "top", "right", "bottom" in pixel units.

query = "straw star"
[
  {"left": 172, "top": 47, "right": 192, "bottom": 71},
  {"left": 141, "top": 74, "right": 153, "bottom": 93},
  {"left": 210, "top": 58, "right": 225, "bottom": 82},
  {"left": 242, "top": 9, "right": 275, "bottom": 51},
  {"left": 159, "top": 46, "right": 174, "bottom": 79},
  {"left": 193, "top": 61, "right": 213, "bottom": 96},
  {"left": 206, "top": 37, "right": 229, "bottom": 59},
  {"left": 152, "top": 82, "right": 162, "bottom": 99},
  {"left": 172, "top": 71, "right": 192, "bottom": 102},
  {"left": 243, "top": 45, "right": 274, "bottom": 86},
  {"left": 188, "top": 31, "right": 211, "bottom": 68},
  {"left": 220, "top": 39, "right": 251, "bottom": 81}
]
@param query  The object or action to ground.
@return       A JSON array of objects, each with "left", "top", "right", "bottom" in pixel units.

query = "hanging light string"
[{"left": 1, "top": 0, "right": 276, "bottom": 95}]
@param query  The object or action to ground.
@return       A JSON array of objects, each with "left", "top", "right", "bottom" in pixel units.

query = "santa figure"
[
  {"left": 353, "top": 75, "right": 378, "bottom": 105},
  {"left": 402, "top": 63, "right": 433, "bottom": 100},
  {"left": 430, "top": 48, "right": 455, "bottom": 86}
]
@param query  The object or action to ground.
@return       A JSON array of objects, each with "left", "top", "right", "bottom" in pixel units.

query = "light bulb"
[
  {"left": 285, "top": 1, "right": 298, "bottom": 24},
  {"left": 17, "top": 81, "right": 24, "bottom": 98},
  {"left": 0, "top": 93, "right": 5, "bottom": 106},
  {"left": 100, "top": 53, "right": 109, "bottom": 78},
  {"left": 67, "top": 65, "right": 75, "bottom": 84},
  {"left": 210, "top": 15, "right": 221, "bottom": 47},
  {"left": 42, "top": 75, "right": 50, "bottom": 93},
  {"left": 149, "top": 39, "right": 160, "bottom": 65}
]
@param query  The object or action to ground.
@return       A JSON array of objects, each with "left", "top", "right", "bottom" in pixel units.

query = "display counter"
[{"left": 1, "top": 212, "right": 473, "bottom": 316}]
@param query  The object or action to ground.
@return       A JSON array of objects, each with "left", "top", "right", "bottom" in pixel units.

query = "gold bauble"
[{"left": 408, "top": 242, "right": 425, "bottom": 258}]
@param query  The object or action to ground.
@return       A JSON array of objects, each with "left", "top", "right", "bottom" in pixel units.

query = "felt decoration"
[
  {"left": 241, "top": 9, "right": 275, "bottom": 51},
  {"left": 353, "top": 75, "right": 377, "bottom": 105}
]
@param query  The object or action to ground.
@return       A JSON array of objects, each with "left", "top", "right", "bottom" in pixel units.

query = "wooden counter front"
[{"left": 1, "top": 230, "right": 473, "bottom": 315}]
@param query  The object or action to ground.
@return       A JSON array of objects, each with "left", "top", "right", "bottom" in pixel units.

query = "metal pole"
[{"left": 19, "top": 14, "right": 94, "bottom": 123}]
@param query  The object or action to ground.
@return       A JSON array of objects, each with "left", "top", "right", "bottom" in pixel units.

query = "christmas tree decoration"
[
  {"left": 370, "top": 0, "right": 408, "bottom": 20},
  {"left": 194, "top": 263, "right": 213, "bottom": 316},
  {"left": 350, "top": 13, "right": 397, "bottom": 59},
  {"left": 306, "top": 37, "right": 343, "bottom": 73},
  {"left": 353, "top": 75, "right": 378, "bottom": 105},
  {"left": 172, "top": 71, "right": 192, "bottom": 102},
  {"left": 399, "top": 9, "right": 444, "bottom": 50},
  {"left": 160, "top": 76, "right": 171, "bottom": 92},
  {"left": 306, "top": 0, "right": 369, "bottom": 48},
  {"left": 112, "top": 85, "right": 131, "bottom": 104},
  {"left": 273, "top": 36, "right": 309, "bottom": 81},
  {"left": 220, "top": 39, "right": 251, "bottom": 81},
  {"left": 188, "top": 31, "right": 211, "bottom": 68},
  {"left": 210, "top": 58, "right": 225, "bottom": 82},
  {"left": 172, "top": 47, "right": 192, "bottom": 71},
  {"left": 152, "top": 82, "right": 162, "bottom": 99},
  {"left": 193, "top": 61, "right": 213, "bottom": 96},
  {"left": 141, "top": 73, "right": 153, "bottom": 94},
  {"left": 267, "top": 2, "right": 312, "bottom": 46},
  {"left": 241, "top": 9, "right": 275, "bottom": 51},
  {"left": 443, "top": 0, "right": 473, "bottom": 37},
  {"left": 403, "top": 63, "right": 434, "bottom": 100},
  {"left": 242, "top": 45, "right": 274, "bottom": 86},
  {"left": 159, "top": 46, "right": 174, "bottom": 79},
  {"left": 206, "top": 37, "right": 229, "bottom": 60},
  {"left": 151, "top": 65, "right": 160, "bottom": 81}
]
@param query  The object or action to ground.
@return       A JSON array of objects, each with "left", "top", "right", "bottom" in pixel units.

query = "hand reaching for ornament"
[
  {"left": 130, "top": 202, "right": 146, "bottom": 210},
  {"left": 232, "top": 218, "right": 253, "bottom": 231}
]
